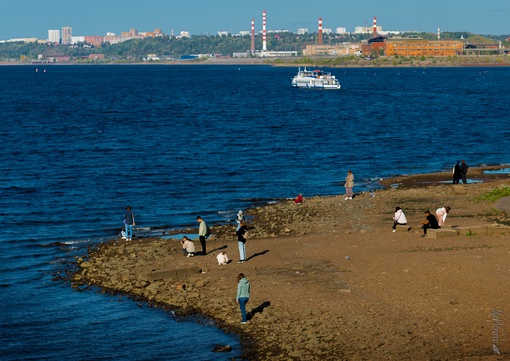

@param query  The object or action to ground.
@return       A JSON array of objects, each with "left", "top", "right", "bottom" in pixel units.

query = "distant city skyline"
[{"left": 1, "top": 0, "right": 509, "bottom": 40}]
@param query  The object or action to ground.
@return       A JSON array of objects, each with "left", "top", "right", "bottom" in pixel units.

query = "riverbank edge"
[
  {"left": 68, "top": 164, "right": 510, "bottom": 360},
  {"left": 3, "top": 57, "right": 510, "bottom": 68}
]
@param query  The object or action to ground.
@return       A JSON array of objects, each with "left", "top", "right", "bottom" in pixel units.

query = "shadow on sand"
[{"left": 248, "top": 301, "right": 271, "bottom": 320}]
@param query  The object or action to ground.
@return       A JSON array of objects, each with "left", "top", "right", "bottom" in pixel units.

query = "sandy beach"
[{"left": 71, "top": 166, "right": 510, "bottom": 360}]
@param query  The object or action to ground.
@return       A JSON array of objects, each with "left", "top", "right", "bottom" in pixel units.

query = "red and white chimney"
[
  {"left": 318, "top": 18, "right": 323, "bottom": 45},
  {"left": 251, "top": 18, "right": 255, "bottom": 52},
  {"left": 373, "top": 16, "right": 377, "bottom": 37},
  {"left": 262, "top": 10, "right": 267, "bottom": 51}
]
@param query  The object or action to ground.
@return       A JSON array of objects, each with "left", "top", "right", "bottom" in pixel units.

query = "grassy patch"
[
  {"left": 402, "top": 244, "right": 495, "bottom": 253},
  {"left": 476, "top": 187, "right": 510, "bottom": 202}
]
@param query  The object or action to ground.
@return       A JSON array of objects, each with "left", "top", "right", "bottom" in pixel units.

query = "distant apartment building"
[
  {"left": 354, "top": 25, "right": 382, "bottom": 34},
  {"left": 104, "top": 32, "right": 121, "bottom": 44},
  {"left": 84, "top": 36, "right": 104, "bottom": 46},
  {"left": 217, "top": 30, "right": 229, "bottom": 37},
  {"left": 297, "top": 28, "right": 309, "bottom": 35},
  {"left": 48, "top": 30, "right": 60, "bottom": 43},
  {"left": 61, "top": 26, "right": 72, "bottom": 45},
  {"left": 179, "top": 31, "right": 190, "bottom": 38},
  {"left": 336, "top": 27, "right": 347, "bottom": 34},
  {"left": 303, "top": 44, "right": 362, "bottom": 56},
  {"left": 71, "top": 36, "right": 85, "bottom": 44}
]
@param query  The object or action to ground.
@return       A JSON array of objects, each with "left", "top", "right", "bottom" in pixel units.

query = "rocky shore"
[{"left": 71, "top": 166, "right": 510, "bottom": 360}]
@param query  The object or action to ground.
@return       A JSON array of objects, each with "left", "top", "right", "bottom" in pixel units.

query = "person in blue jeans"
[
  {"left": 236, "top": 273, "right": 250, "bottom": 324},
  {"left": 123, "top": 205, "right": 135, "bottom": 241},
  {"left": 236, "top": 221, "right": 249, "bottom": 263}
]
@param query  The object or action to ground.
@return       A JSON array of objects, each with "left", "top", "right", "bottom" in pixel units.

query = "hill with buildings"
[{"left": 0, "top": 30, "right": 509, "bottom": 65}]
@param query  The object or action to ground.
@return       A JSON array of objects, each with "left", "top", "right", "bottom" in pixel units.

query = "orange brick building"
[{"left": 385, "top": 39, "right": 463, "bottom": 57}]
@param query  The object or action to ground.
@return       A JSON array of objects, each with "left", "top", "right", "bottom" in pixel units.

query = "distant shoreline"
[{"left": 3, "top": 55, "right": 510, "bottom": 68}]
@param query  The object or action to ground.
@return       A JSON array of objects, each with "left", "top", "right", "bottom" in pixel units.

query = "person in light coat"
[
  {"left": 217, "top": 251, "right": 229, "bottom": 265},
  {"left": 236, "top": 273, "right": 251, "bottom": 324},
  {"left": 392, "top": 206, "right": 408, "bottom": 232},
  {"left": 436, "top": 206, "right": 451, "bottom": 227}
]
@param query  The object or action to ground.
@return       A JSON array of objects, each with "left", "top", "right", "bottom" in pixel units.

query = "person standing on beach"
[
  {"left": 197, "top": 216, "right": 207, "bottom": 255},
  {"left": 392, "top": 207, "right": 408, "bottom": 232},
  {"left": 123, "top": 206, "right": 135, "bottom": 241},
  {"left": 453, "top": 161, "right": 462, "bottom": 184},
  {"left": 236, "top": 273, "right": 250, "bottom": 324},
  {"left": 461, "top": 160, "right": 469, "bottom": 184},
  {"left": 236, "top": 210, "right": 245, "bottom": 231},
  {"left": 420, "top": 210, "right": 440, "bottom": 237},
  {"left": 236, "top": 221, "right": 249, "bottom": 263},
  {"left": 436, "top": 206, "right": 451, "bottom": 227},
  {"left": 344, "top": 170, "right": 354, "bottom": 200}
]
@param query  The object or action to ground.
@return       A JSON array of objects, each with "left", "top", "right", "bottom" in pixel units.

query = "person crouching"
[
  {"left": 181, "top": 236, "right": 195, "bottom": 257},
  {"left": 217, "top": 251, "right": 229, "bottom": 265}
]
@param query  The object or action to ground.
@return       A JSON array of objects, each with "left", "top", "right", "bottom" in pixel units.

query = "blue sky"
[{"left": 1, "top": 0, "right": 508, "bottom": 40}]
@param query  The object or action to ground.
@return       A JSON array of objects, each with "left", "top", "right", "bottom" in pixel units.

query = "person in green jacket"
[{"left": 236, "top": 273, "right": 250, "bottom": 324}]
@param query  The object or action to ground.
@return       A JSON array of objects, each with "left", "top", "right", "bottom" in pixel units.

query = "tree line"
[{"left": 0, "top": 31, "right": 507, "bottom": 62}]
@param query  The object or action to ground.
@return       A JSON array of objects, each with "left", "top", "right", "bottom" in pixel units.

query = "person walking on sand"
[
  {"left": 344, "top": 170, "right": 354, "bottom": 200},
  {"left": 436, "top": 206, "right": 451, "bottom": 227},
  {"left": 461, "top": 160, "right": 469, "bottom": 184},
  {"left": 392, "top": 207, "right": 408, "bottom": 232},
  {"left": 236, "top": 273, "right": 250, "bottom": 324},
  {"left": 123, "top": 205, "right": 135, "bottom": 241},
  {"left": 420, "top": 210, "right": 440, "bottom": 237},
  {"left": 236, "top": 221, "right": 249, "bottom": 263},
  {"left": 197, "top": 216, "right": 207, "bottom": 255}
]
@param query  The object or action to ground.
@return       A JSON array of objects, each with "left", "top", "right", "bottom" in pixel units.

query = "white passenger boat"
[{"left": 291, "top": 67, "right": 341, "bottom": 90}]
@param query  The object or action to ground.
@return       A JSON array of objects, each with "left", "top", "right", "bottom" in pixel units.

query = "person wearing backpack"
[
  {"left": 196, "top": 216, "right": 208, "bottom": 255},
  {"left": 236, "top": 221, "right": 249, "bottom": 263}
]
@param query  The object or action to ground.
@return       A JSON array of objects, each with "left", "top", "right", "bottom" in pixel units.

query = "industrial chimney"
[
  {"left": 251, "top": 19, "right": 255, "bottom": 52},
  {"left": 373, "top": 16, "right": 377, "bottom": 38},
  {"left": 262, "top": 10, "right": 267, "bottom": 51},
  {"left": 318, "top": 18, "right": 323, "bottom": 45}
]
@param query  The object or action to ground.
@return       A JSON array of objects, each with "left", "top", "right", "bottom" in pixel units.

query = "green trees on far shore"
[{"left": 1, "top": 31, "right": 508, "bottom": 63}]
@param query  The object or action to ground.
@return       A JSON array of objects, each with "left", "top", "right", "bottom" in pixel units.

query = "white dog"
[{"left": 216, "top": 251, "right": 229, "bottom": 265}]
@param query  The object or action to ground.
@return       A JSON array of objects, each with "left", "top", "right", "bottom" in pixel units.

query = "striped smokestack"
[
  {"left": 373, "top": 16, "right": 377, "bottom": 37},
  {"left": 262, "top": 10, "right": 267, "bottom": 51},
  {"left": 318, "top": 18, "right": 323, "bottom": 45},
  {"left": 251, "top": 18, "right": 255, "bottom": 52}
]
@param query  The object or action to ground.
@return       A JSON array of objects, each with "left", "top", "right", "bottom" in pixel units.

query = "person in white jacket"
[
  {"left": 436, "top": 206, "right": 451, "bottom": 227},
  {"left": 392, "top": 206, "right": 408, "bottom": 232},
  {"left": 216, "top": 251, "right": 229, "bottom": 265}
]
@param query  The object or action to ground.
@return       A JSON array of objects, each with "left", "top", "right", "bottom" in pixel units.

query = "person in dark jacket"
[
  {"left": 236, "top": 221, "right": 249, "bottom": 263},
  {"left": 461, "top": 160, "right": 469, "bottom": 184},
  {"left": 420, "top": 210, "right": 440, "bottom": 237},
  {"left": 123, "top": 205, "right": 135, "bottom": 241},
  {"left": 453, "top": 161, "right": 462, "bottom": 184}
]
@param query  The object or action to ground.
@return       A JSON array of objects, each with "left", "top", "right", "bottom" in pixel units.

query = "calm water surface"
[{"left": 0, "top": 65, "right": 509, "bottom": 360}]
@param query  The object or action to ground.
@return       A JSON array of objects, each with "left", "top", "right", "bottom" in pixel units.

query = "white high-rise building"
[
  {"left": 336, "top": 27, "right": 347, "bottom": 34},
  {"left": 48, "top": 30, "right": 60, "bottom": 43},
  {"left": 297, "top": 28, "right": 308, "bottom": 35}
]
